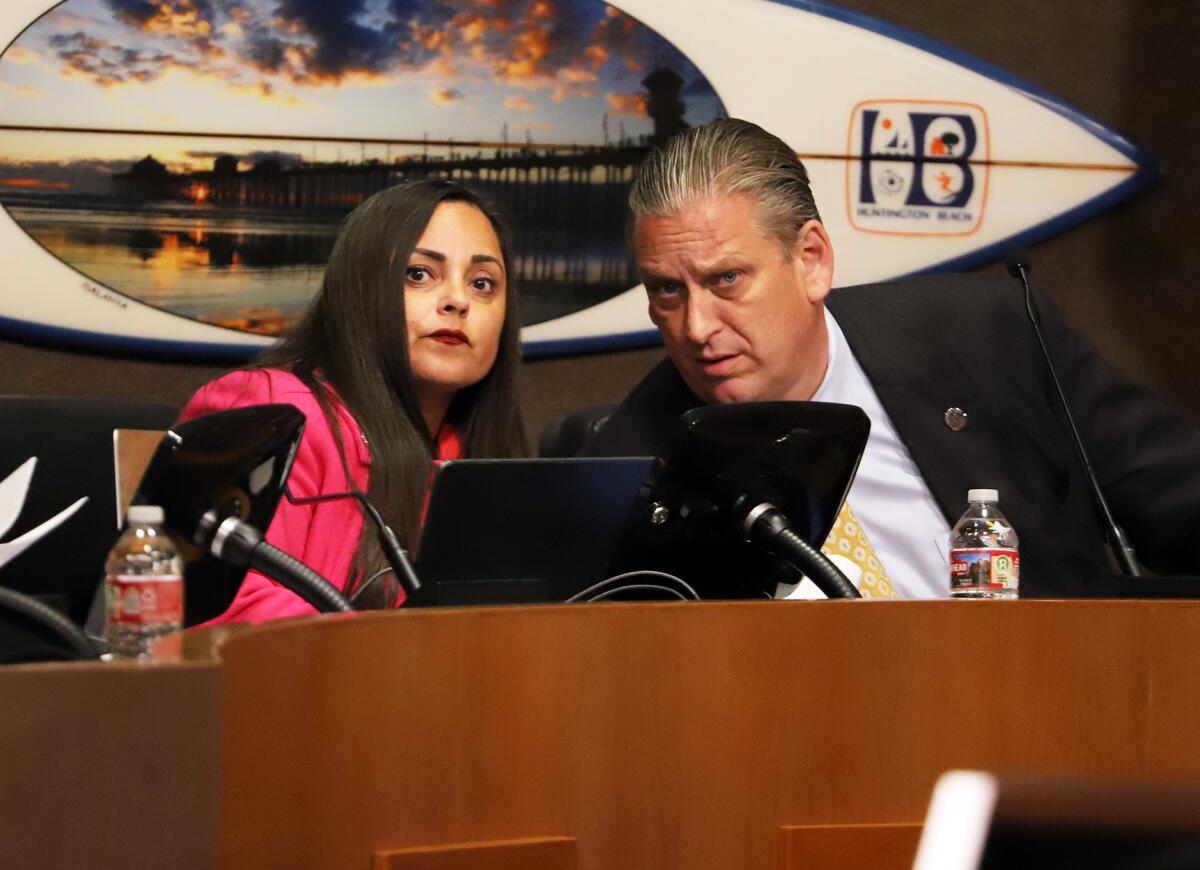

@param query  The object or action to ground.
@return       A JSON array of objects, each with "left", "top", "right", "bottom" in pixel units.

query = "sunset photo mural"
[{"left": 0, "top": 0, "right": 725, "bottom": 348}]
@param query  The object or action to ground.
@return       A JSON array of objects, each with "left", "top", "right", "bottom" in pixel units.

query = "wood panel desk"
[{"left": 3, "top": 600, "right": 1200, "bottom": 869}]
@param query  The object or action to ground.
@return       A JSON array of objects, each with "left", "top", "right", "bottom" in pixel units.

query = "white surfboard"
[{"left": 0, "top": 0, "right": 1154, "bottom": 359}]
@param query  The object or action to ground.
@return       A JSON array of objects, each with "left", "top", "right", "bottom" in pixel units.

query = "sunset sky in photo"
[{"left": 0, "top": 0, "right": 721, "bottom": 190}]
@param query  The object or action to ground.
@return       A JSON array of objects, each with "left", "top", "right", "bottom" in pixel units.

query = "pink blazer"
[{"left": 179, "top": 369, "right": 372, "bottom": 625}]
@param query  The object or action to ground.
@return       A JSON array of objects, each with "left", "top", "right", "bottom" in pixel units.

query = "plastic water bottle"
[
  {"left": 949, "top": 489, "right": 1019, "bottom": 599},
  {"left": 105, "top": 505, "right": 184, "bottom": 660}
]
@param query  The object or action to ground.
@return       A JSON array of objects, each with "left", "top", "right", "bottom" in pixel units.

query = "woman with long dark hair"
[{"left": 180, "top": 180, "right": 527, "bottom": 622}]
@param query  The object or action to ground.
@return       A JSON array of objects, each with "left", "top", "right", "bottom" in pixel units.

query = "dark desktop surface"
[
  {"left": 981, "top": 825, "right": 1200, "bottom": 870},
  {"left": 1108, "top": 574, "right": 1200, "bottom": 599},
  {"left": 1011, "top": 572, "right": 1200, "bottom": 599}
]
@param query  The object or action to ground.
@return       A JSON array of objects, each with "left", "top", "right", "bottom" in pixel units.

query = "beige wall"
[{"left": 2, "top": 0, "right": 1197, "bottom": 438}]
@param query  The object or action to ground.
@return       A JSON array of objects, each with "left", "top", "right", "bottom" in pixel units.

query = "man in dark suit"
[{"left": 582, "top": 118, "right": 1200, "bottom": 597}]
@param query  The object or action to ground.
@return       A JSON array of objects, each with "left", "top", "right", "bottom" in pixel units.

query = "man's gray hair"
[{"left": 628, "top": 117, "right": 822, "bottom": 251}]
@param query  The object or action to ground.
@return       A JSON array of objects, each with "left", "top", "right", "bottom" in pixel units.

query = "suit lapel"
[{"left": 827, "top": 283, "right": 1072, "bottom": 533}]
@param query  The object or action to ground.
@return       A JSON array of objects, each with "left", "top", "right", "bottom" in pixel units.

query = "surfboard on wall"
[{"left": 0, "top": 0, "right": 1155, "bottom": 360}]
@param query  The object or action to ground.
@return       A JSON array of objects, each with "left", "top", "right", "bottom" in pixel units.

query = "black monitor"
[
  {"left": 609, "top": 401, "right": 870, "bottom": 600},
  {"left": 126, "top": 404, "right": 305, "bottom": 625},
  {"left": 412, "top": 457, "right": 653, "bottom": 606},
  {"left": 915, "top": 770, "right": 1200, "bottom": 870}
]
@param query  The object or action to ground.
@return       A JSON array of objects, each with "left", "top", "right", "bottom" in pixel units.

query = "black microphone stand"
[
  {"left": 194, "top": 510, "right": 355, "bottom": 613},
  {"left": 1005, "top": 247, "right": 1143, "bottom": 577},
  {"left": 735, "top": 497, "right": 862, "bottom": 599},
  {"left": 203, "top": 513, "right": 355, "bottom": 612}
]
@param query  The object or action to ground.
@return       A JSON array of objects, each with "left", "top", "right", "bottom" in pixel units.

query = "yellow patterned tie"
[{"left": 823, "top": 500, "right": 900, "bottom": 599}]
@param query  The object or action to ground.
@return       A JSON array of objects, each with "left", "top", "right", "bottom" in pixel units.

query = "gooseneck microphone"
[
  {"left": 1004, "top": 246, "right": 1143, "bottom": 577},
  {"left": 196, "top": 511, "right": 355, "bottom": 613},
  {"left": 284, "top": 486, "right": 423, "bottom": 602},
  {"left": 737, "top": 498, "right": 862, "bottom": 599}
]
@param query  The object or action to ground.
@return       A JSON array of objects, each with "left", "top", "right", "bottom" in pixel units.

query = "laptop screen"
[{"left": 413, "top": 457, "right": 653, "bottom": 606}]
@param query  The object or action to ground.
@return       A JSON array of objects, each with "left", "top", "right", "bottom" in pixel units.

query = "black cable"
[
  {"left": 587, "top": 583, "right": 688, "bottom": 602},
  {"left": 209, "top": 516, "right": 354, "bottom": 613},
  {"left": 566, "top": 570, "right": 700, "bottom": 603},
  {"left": 284, "top": 486, "right": 422, "bottom": 599},
  {"left": 351, "top": 567, "right": 397, "bottom": 607},
  {"left": 740, "top": 501, "right": 861, "bottom": 599},
  {"left": 0, "top": 586, "right": 99, "bottom": 661}
]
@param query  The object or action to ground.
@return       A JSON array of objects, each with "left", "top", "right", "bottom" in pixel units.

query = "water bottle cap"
[
  {"left": 127, "top": 504, "right": 165, "bottom": 525},
  {"left": 967, "top": 488, "right": 999, "bottom": 503}
]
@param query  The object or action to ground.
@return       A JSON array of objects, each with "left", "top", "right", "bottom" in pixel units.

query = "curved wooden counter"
[{"left": 5, "top": 599, "right": 1200, "bottom": 869}]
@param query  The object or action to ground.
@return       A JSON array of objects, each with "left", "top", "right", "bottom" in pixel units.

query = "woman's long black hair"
[{"left": 257, "top": 179, "right": 527, "bottom": 605}]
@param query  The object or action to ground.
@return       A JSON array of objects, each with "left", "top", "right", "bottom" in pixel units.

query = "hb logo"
[{"left": 847, "top": 101, "right": 989, "bottom": 235}]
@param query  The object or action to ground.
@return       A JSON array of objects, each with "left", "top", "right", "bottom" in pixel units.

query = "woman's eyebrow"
[{"left": 412, "top": 249, "right": 501, "bottom": 268}]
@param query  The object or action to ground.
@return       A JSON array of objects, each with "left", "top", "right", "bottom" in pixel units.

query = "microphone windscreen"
[{"left": 1004, "top": 245, "right": 1031, "bottom": 279}]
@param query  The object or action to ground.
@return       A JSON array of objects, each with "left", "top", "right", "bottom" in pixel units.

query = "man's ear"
[{"left": 791, "top": 219, "right": 834, "bottom": 303}]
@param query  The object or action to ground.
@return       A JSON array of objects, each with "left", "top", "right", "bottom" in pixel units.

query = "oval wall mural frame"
[{"left": 0, "top": 0, "right": 1155, "bottom": 360}]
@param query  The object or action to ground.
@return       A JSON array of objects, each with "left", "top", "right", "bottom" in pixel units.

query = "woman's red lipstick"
[{"left": 428, "top": 329, "right": 469, "bottom": 345}]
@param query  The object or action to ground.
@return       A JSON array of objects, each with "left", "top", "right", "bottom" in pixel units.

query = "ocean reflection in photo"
[{"left": 5, "top": 188, "right": 641, "bottom": 336}]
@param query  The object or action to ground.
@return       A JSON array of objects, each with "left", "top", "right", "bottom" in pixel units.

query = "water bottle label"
[
  {"left": 106, "top": 575, "right": 184, "bottom": 626},
  {"left": 950, "top": 548, "right": 1019, "bottom": 591}
]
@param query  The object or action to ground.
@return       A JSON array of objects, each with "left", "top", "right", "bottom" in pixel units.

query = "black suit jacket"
[{"left": 581, "top": 274, "right": 1200, "bottom": 596}]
